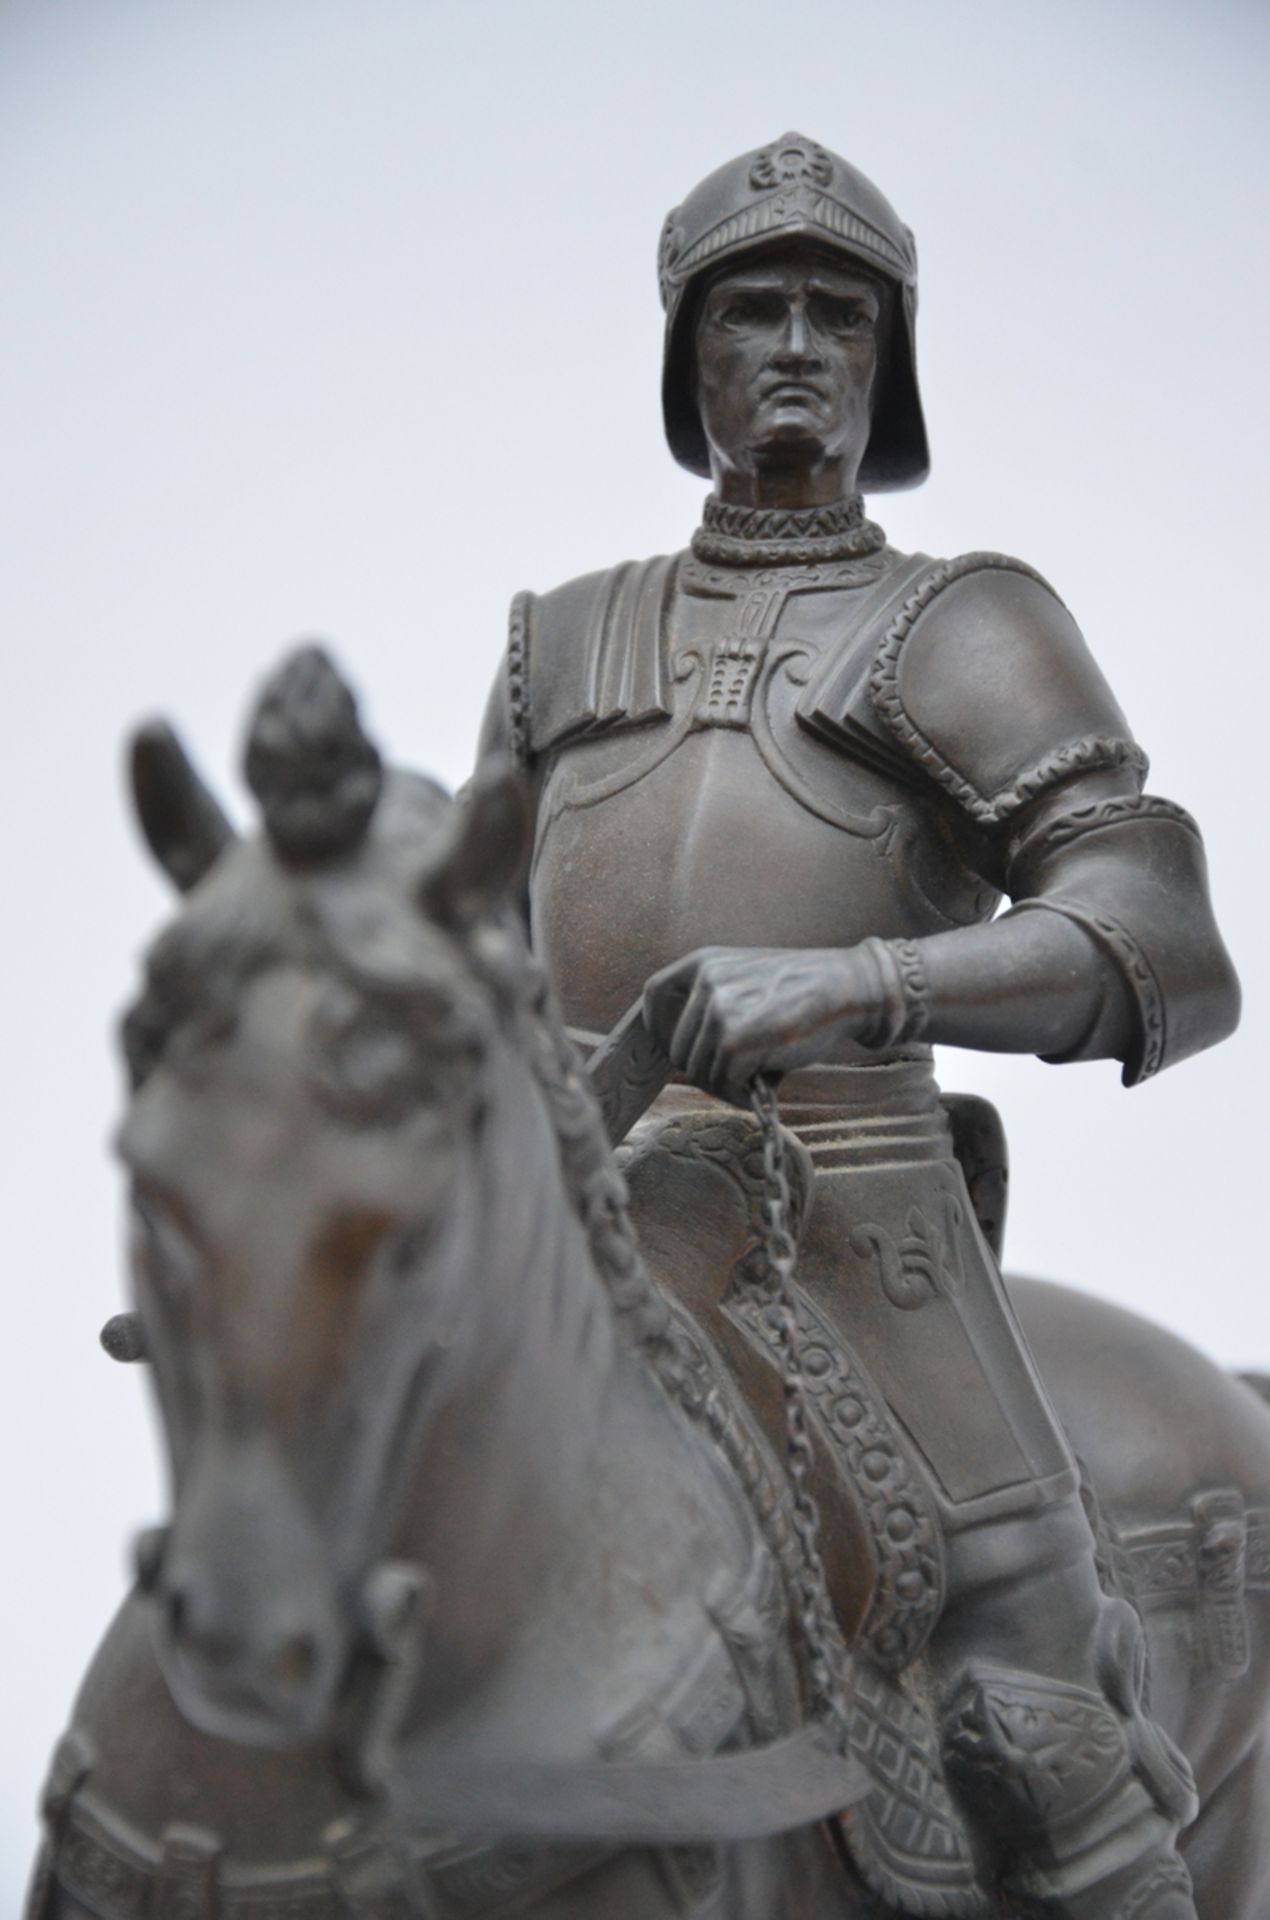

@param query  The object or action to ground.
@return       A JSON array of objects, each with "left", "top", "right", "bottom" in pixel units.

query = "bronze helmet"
[{"left": 659, "top": 133, "right": 929, "bottom": 492}]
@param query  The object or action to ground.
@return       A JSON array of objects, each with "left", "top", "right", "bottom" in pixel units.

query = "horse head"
[{"left": 117, "top": 648, "right": 549, "bottom": 1757}]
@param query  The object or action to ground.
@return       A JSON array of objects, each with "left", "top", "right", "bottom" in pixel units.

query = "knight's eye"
[
  {"left": 129, "top": 1192, "right": 202, "bottom": 1298},
  {"left": 716, "top": 294, "right": 775, "bottom": 328},
  {"left": 819, "top": 301, "right": 871, "bottom": 334}
]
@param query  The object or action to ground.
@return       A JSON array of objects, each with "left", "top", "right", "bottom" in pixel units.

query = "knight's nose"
[{"left": 772, "top": 307, "right": 818, "bottom": 363}]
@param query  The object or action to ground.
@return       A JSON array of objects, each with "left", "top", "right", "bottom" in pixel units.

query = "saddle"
[
  {"left": 617, "top": 1094, "right": 1010, "bottom": 1919},
  {"left": 618, "top": 1092, "right": 1008, "bottom": 1667}
]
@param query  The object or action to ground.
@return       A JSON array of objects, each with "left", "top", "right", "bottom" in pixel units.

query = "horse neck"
[
  {"left": 384, "top": 1015, "right": 763, "bottom": 1752},
  {"left": 387, "top": 1027, "right": 628, "bottom": 1693}
]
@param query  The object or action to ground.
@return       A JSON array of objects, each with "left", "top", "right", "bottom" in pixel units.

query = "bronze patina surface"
[{"left": 30, "top": 137, "right": 1266, "bottom": 1920}]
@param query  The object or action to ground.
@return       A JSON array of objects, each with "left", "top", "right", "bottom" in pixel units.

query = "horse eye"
[
  {"left": 315, "top": 1214, "right": 431, "bottom": 1291},
  {"left": 383, "top": 1225, "right": 431, "bottom": 1282}
]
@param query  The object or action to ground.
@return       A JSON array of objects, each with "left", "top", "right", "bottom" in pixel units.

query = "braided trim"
[
  {"left": 869, "top": 553, "right": 1149, "bottom": 825},
  {"left": 857, "top": 937, "right": 933, "bottom": 1048},
  {"left": 1007, "top": 794, "right": 1200, "bottom": 883},
  {"left": 890, "top": 938, "right": 933, "bottom": 1042},
  {"left": 506, "top": 590, "right": 532, "bottom": 768},
  {"left": 987, "top": 738, "right": 1149, "bottom": 824},
  {"left": 692, "top": 496, "right": 886, "bottom": 569},
  {"left": 701, "top": 496, "right": 866, "bottom": 541},
  {"left": 1019, "top": 896, "right": 1167, "bottom": 1084}
]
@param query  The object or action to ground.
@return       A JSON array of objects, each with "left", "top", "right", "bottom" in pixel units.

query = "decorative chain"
[{"left": 749, "top": 1075, "right": 852, "bottom": 1747}]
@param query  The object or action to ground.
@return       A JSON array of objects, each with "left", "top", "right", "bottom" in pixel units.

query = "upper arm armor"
[
  {"left": 1005, "top": 792, "right": 1241, "bottom": 1085},
  {"left": 865, "top": 552, "right": 1238, "bottom": 1082},
  {"left": 869, "top": 553, "right": 1148, "bottom": 826}
]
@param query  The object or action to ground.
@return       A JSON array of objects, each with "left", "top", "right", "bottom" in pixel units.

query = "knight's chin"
[{"left": 753, "top": 413, "right": 828, "bottom": 460}]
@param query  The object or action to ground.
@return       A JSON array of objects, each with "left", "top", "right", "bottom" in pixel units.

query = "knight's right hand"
[{"left": 642, "top": 945, "right": 871, "bottom": 1106}]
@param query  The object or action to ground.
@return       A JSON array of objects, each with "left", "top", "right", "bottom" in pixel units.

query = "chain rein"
[
  {"left": 749, "top": 1074, "right": 852, "bottom": 1747},
  {"left": 517, "top": 944, "right": 852, "bottom": 1754}
]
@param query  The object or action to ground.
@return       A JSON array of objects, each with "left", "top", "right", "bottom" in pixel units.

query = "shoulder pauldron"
[
  {"left": 512, "top": 555, "right": 678, "bottom": 761},
  {"left": 864, "top": 552, "right": 1147, "bottom": 825},
  {"left": 511, "top": 548, "right": 1149, "bottom": 836}
]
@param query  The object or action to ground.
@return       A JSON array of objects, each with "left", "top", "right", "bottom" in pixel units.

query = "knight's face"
[{"left": 694, "top": 249, "right": 882, "bottom": 497}]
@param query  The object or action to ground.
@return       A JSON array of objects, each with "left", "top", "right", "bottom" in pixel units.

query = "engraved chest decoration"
[{"left": 691, "top": 581, "right": 789, "bottom": 729}]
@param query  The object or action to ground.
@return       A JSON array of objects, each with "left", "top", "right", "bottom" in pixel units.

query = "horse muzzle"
[{"left": 138, "top": 1440, "right": 350, "bottom": 1750}]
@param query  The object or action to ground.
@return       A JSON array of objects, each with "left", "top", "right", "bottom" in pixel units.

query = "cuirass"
[{"left": 530, "top": 554, "right": 1000, "bottom": 1039}]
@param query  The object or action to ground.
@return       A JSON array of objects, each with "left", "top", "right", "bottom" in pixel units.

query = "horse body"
[
  {"left": 29, "top": 656, "right": 1270, "bottom": 1918},
  {"left": 1018, "top": 1279, "right": 1270, "bottom": 1916}
]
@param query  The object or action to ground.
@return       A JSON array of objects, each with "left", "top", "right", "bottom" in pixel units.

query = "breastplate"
[{"left": 529, "top": 552, "right": 999, "bottom": 1038}]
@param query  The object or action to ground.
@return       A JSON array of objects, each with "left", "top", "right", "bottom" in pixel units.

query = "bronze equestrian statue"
[
  {"left": 26, "top": 649, "right": 1270, "bottom": 1919},
  {"left": 28, "top": 139, "right": 1269, "bottom": 1919}
]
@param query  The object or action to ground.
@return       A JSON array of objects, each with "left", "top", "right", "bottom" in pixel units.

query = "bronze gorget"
[{"left": 691, "top": 494, "right": 887, "bottom": 568}]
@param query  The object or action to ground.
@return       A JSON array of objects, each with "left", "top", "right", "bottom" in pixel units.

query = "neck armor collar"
[{"left": 692, "top": 494, "right": 887, "bottom": 568}]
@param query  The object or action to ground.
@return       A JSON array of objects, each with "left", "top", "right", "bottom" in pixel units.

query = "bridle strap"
[{"left": 390, "top": 1720, "right": 865, "bottom": 1843}]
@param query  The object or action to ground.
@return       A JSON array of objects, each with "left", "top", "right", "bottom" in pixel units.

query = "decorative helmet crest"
[{"left": 659, "top": 133, "right": 929, "bottom": 492}]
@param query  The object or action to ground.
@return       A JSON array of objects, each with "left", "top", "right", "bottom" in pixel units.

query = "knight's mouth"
[{"left": 762, "top": 381, "right": 825, "bottom": 403}]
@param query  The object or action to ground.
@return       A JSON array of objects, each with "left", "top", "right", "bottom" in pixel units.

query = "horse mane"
[
  {"left": 511, "top": 955, "right": 809, "bottom": 1629},
  {"left": 514, "top": 956, "right": 673, "bottom": 1354}
]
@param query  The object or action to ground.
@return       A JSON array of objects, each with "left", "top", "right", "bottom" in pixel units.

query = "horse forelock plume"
[{"left": 244, "top": 645, "right": 383, "bottom": 864}]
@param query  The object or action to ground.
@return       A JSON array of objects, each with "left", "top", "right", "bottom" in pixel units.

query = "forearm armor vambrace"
[{"left": 1003, "top": 795, "right": 1240, "bottom": 1085}]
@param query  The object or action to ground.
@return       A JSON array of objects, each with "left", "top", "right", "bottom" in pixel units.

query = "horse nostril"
[
  {"left": 271, "top": 1632, "right": 319, "bottom": 1691},
  {"left": 132, "top": 1523, "right": 170, "bottom": 1594},
  {"left": 165, "top": 1582, "right": 238, "bottom": 1670}
]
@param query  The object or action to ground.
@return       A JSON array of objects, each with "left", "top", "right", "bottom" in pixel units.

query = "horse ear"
[
  {"left": 422, "top": 754, "right": 531, "bottom": 930},
  {"left": 129, "top": 720, "right": 236, "bottom": 893}
]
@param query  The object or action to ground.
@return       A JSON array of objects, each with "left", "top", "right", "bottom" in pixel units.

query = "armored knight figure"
[{"left": 479, "top": 137, "right": 1239, "bottom": 1917}]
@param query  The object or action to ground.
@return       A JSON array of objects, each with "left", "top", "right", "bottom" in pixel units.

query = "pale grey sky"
[{"left": 2, "top": 0, "right": 1267, "bottom": 1894}]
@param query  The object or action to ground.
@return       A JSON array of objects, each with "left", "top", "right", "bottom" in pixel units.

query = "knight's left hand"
[{"left": 642, "top": 946, "right": 870, "bottom": 1105}]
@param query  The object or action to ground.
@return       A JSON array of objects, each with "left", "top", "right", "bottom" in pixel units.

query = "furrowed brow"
[{"left": 808, "top": 279, "right": 879, "bottom": 303}]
